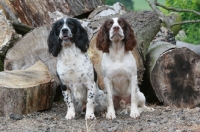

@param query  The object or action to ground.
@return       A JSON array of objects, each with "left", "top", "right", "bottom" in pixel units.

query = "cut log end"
[
  {"left": 151, "top": 48, "right": 200, "bottom": 108},
  {"left": 0, "top": 61, "right": 56, "bottom": 117}
]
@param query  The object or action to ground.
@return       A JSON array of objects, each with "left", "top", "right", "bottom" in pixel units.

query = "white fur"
[
  {"left": 53, "top": 18, "right": 103, "bottom": 120},
  {"left": 109, "top": 18, "right": 124, "bottom": 41},
  {"left": 57, "top": 42, "right": 97, "bottom": 120},
  {"left": 102, "top": 18, "right": 154, "bottom": 119},
  {"left": 59, "top": 18, "right": 72, "bottom": 39}
]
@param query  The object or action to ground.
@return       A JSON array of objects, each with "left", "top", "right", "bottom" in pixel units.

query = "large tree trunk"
[
  {"left": 0, "top": 61, "right": 56, "bottom": 117},
  {"left": 0, "top": 0, "right": 104, "bottom": 27},
  {"left": 0, "top": 11, "right": 21, "bottom": 71},
  {"left": 146, "top": 41, "right": 200, "bottom": 108}
]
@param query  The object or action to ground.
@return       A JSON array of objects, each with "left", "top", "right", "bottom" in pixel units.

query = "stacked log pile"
[
  {"left": 3, "top": 3, "right": 161, "bottom": 88},
  {"left": 1, "top": 0, "right": 200, "bottom": 117}
]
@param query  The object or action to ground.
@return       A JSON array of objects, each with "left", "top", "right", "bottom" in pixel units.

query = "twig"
[
  {"left": 156, "top": 2, "right": 200, "bottom": 16},
  {"left": 171, "top": 20, "right": 200, "bottom": 27},
  {"left": 146, "top": 0, "right": 170, "bottom": 28},
  {"left": 146, "top": 0, "right": 165, "bottom": 18}
]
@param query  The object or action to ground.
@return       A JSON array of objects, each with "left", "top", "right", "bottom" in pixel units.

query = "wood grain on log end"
[
  {"left": 151, "top": 48, "right": 200, "bottom": 108},
  {"left": 0, "top": 61, "right": 56, "bottom": 117}
]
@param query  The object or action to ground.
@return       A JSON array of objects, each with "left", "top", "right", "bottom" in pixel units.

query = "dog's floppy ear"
[
  {"left": 122, "top": 18, "right": 137, "bottom": 51},
  {"left": 47, "top": 22, "right": 62, "bottom": 57},
  {"left": 96, "top": 20, "right": 110, "bottom": 53},
  {"left": 73, "top": 19, "right": 89, "bottom": 52}
]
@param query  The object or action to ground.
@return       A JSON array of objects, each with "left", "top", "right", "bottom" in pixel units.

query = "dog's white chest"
[
  {"left": 103, "top": 53, "right": 135, "bottom": 78},
  {"left": 102, "top": 52, "right": 137, "bottom": 95},
  {"left": 57, "top": 46, "right": 93, "bottom": 84}
]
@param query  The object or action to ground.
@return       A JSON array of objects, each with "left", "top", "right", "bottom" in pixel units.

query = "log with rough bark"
[
  {"left": 0, "top": 11, "right": 21, "bottom": 71},
  {"left": 4, "top": 26, "right": 59, "bottom": 83},
  {"left": 0, "top": 0, "right": 19, "bottom": 23},
  {"left": 0, "top": 0, "right": 104, "bottom": 27},
  {"left": 0, "top": 61, "right": 56, "bottom": 117},
  {"left": 146, "top": 41, "right": 200, "bottom": 108},
  {"left": 176, "top": 40, "right": 200, "bottom": 56}
]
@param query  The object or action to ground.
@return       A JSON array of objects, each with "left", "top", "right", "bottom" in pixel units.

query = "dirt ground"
[{"left": 1, "top": 102, "right": 200, "bottom": 132}]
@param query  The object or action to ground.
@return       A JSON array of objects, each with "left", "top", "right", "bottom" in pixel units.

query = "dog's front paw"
[
  {"left": 65, "top": 111, "right": 75, "bottom": 120},
  {"left": 130, "top": 110, "right": 140, "bottom": 118},
  {"left": 147, "top": 107, "right": 155, "bottom": 112},
  {"left": 85, "top": 113, "right": 96, "bottom": 120},
  {"left": 143, "top": 106, "right": 155, "bottom": 112},
  {"left": 106, "top": 112, "right": 116, "bottom": 119}
]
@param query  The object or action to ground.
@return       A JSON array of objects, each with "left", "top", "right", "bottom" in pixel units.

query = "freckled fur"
[{"left": 48, "top": 17, "right": 107, "bottom": 120}]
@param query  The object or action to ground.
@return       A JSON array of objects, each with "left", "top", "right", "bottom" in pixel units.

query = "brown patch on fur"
[
  {"left": 96, "top": 18, "right": 137, "bottom": 53},
  {"left": 113, "top": 95, "right": 131, "bottom": 109}
]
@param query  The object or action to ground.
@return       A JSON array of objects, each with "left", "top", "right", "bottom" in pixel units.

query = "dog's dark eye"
[
  {"left": 118, "top": 19, "right": 124, "bottom": 27},
  {"left": 57, "top": 23, "right": 63, "bottom": 29},
  {"left": 107, "top": 20, "right": 113, "bottom": 28},
  {"left": 68, "top": 22, "right": 74, "bottom": 27}
]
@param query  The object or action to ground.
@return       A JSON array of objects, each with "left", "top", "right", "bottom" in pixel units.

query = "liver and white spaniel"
[
  {"left": 96, "top": 17, "right": 154, "bottom": 119},
  {"left": 47, "top": 17, "right": 106, "bottom": 120}
]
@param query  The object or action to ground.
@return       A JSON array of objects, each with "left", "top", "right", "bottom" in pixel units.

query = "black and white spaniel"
[
  {"left": 96, "top": 17, "right": 154, "bottom": 119},
  {"left": 47, "top": 17, "right": 106, "bottom": 120}
]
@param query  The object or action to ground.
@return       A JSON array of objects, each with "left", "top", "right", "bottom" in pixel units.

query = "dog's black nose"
[{"left": 62, "top": 28, "right": 68, "bottom": 33}]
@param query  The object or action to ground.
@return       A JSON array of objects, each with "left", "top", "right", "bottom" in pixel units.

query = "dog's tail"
[{"left": 94, "top": 82, "right": 107, "bottom": 114}]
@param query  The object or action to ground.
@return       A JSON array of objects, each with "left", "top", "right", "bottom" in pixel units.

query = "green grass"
[{"left": 134, "top": 0, "right": 166, "bottom": 11}]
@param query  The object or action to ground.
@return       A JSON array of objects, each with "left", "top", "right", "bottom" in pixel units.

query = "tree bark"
[
  {"left": 1, "top": 0, "right": 104, "bottom": 27},
  {"left": 0, "top": 0, "right": 19, "bottom": 23},
  {"left": 0, "top": 11, "right": 21, "bottom": 71},
  {"left": 0, "top": 61, "right": 56, "bottom": 117},
  {"left": 146, "top": 42, "right": 200, "bottom": 108}
]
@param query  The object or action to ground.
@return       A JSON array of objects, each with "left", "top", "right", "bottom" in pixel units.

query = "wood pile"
[{"left": 1, "top": 0, "right": 200, "bottom": 117}]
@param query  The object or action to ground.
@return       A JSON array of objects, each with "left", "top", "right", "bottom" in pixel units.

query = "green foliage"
[
  {"left": 105, "top": 0, "right": 134, "bottom": 10},
  {"left": 166, "top": 0, "right": 200, "bottom": 44}
]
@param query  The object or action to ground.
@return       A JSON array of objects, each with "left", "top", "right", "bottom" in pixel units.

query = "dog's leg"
[
  {"left": 137, "top": 91, "right": 154, "bottom": 112},
  {"left": 85, "top": 82, "right": 96, "bottom": 120},
  {"left": 62, "top": 85, "right": 75, "bottom": 120},
  {"left": 104, "top": 77, "right": 116, "bottom": 119},
  {"left": 130, "top": 75, "right": 140, "bottom": 118}
]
